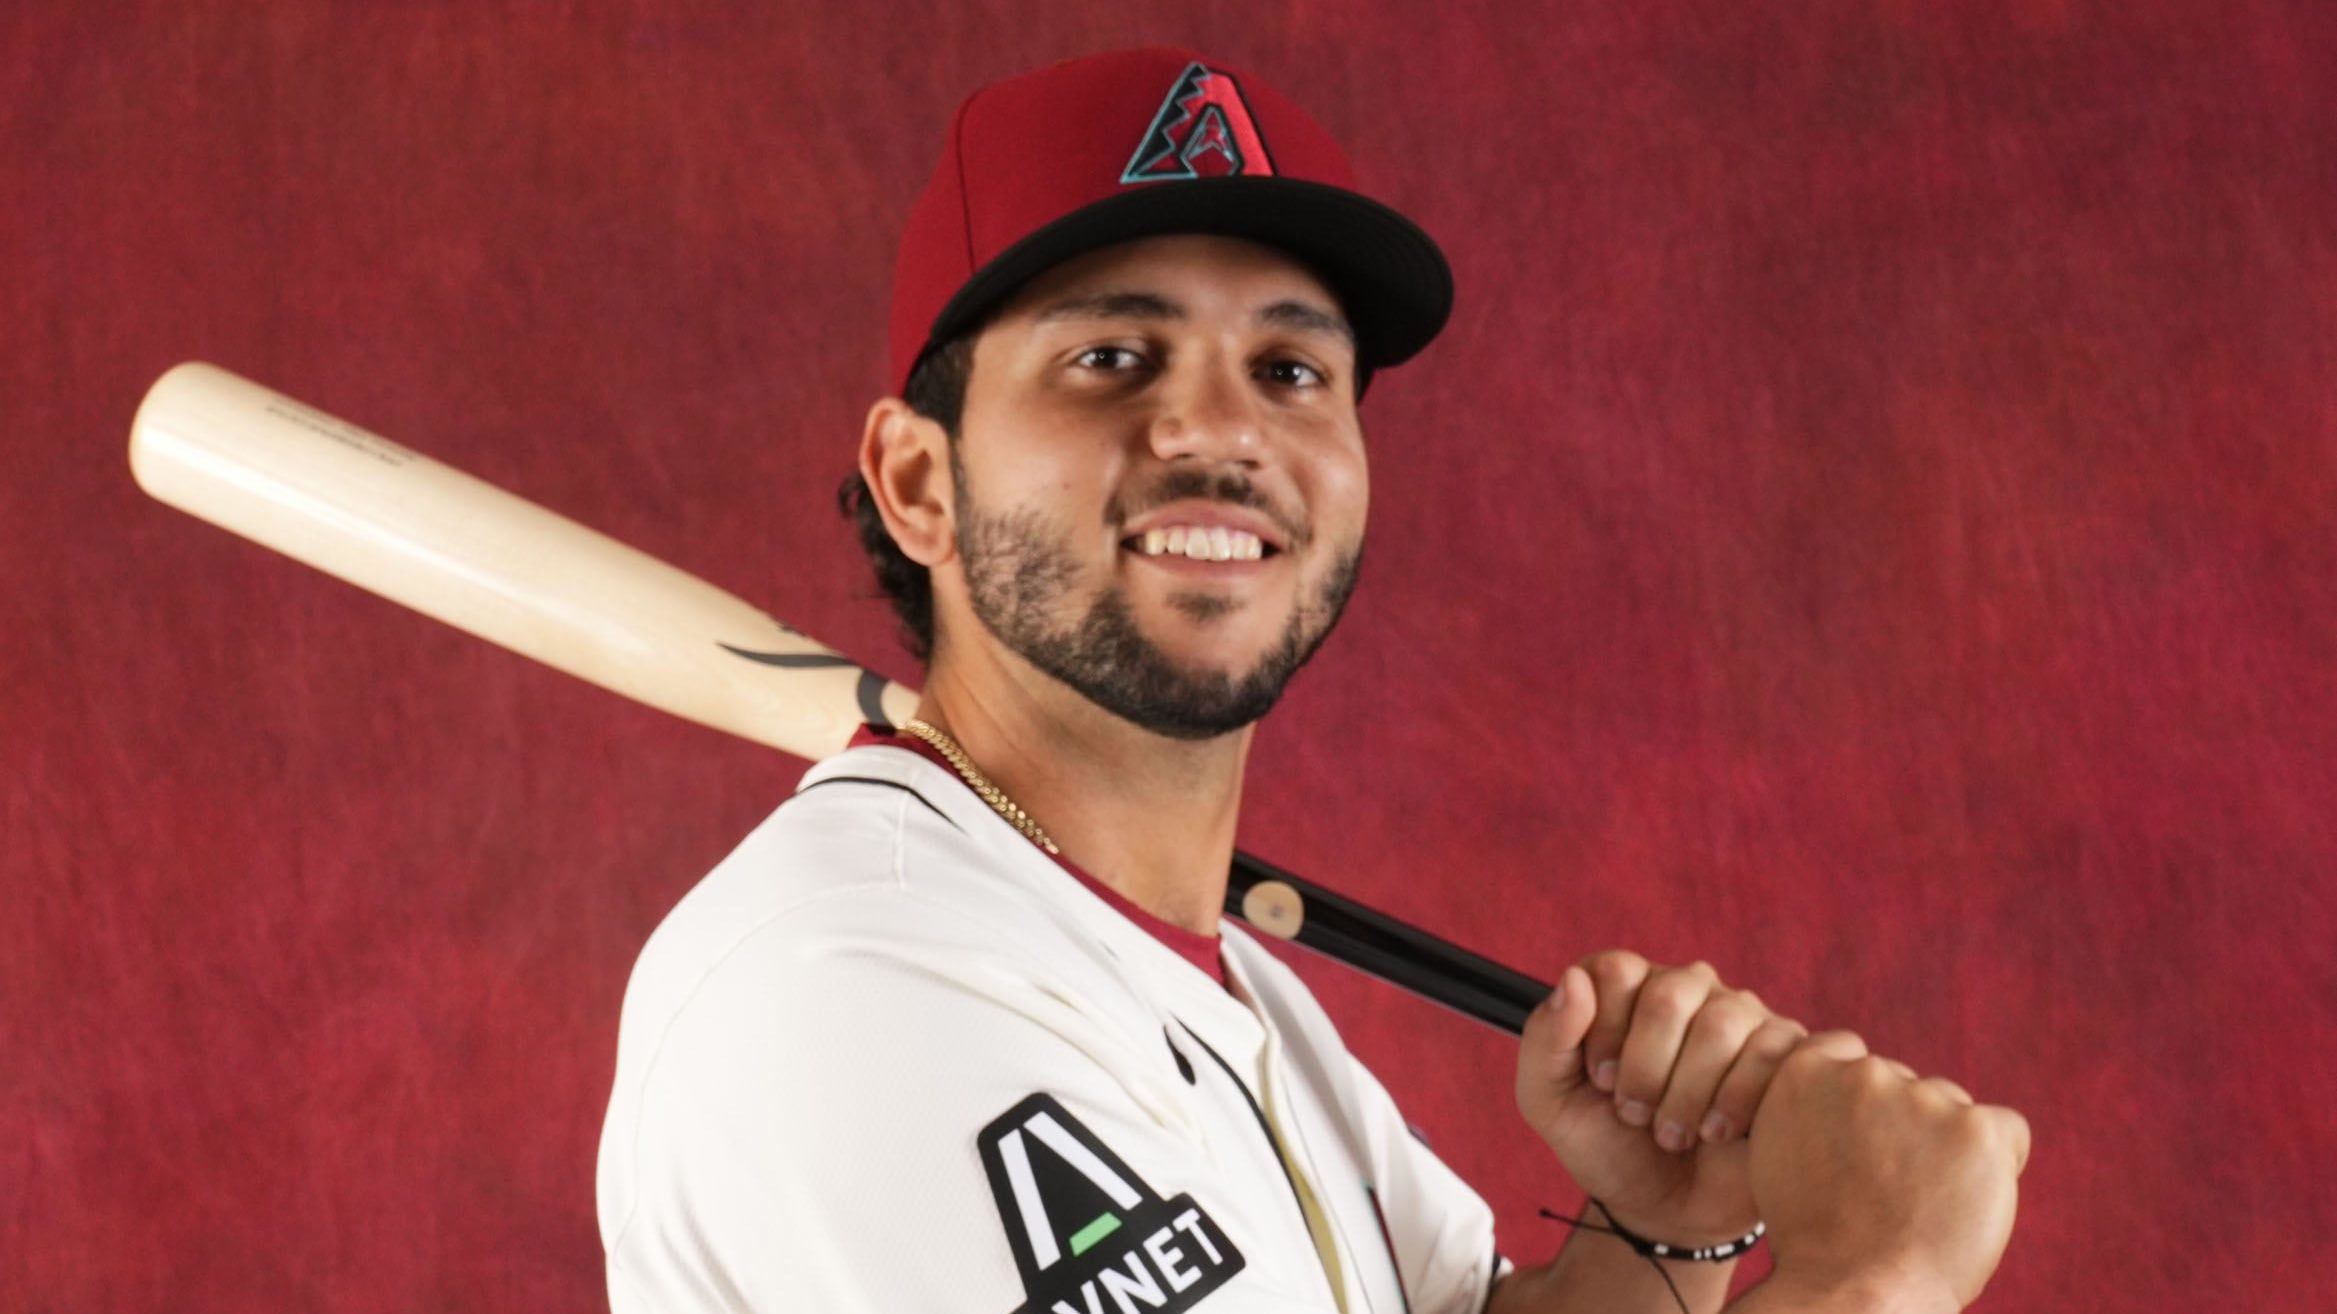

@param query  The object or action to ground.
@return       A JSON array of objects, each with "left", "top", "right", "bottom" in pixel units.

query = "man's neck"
[{"left": 914, "top": 646, "right": 1249, "bottom": 936}]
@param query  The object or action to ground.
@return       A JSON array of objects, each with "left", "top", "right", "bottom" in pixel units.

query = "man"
[{"left": 598, "top": 48, "right": 2028, "bottom": 1314}]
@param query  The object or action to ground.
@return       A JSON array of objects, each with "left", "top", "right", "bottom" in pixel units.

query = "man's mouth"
[{"left": 1121, "top": 526, "right": 1274, "bottom": 562}]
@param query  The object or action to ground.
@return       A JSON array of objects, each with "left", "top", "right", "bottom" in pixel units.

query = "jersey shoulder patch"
[{"left": 978, "top": 1093, "right": 1245, "bottom": 1314}]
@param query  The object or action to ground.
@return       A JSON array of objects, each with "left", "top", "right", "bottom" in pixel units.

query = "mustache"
[{"left": 1107, "top": 468, "right": 1308, "bottom": 548}]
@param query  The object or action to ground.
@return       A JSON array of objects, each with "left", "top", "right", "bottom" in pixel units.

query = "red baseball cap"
[{"left": 887, "top": 47, "right": 1452, "bottom": 396}]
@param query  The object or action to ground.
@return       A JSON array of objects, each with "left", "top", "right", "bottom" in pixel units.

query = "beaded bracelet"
[
  {"left": 1539, "top": 1201, "right": 1766, "bottom": 1314},
  {"left": 1589, "top": 1199, "right": 1766, "bottom": 1261}
]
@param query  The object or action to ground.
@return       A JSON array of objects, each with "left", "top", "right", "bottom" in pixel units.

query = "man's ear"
[{"left": 858, "top": 397, "right": 957, "bottom": 568}]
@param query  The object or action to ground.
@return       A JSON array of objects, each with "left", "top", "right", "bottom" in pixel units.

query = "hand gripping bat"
[{"left": 129, "top": 362, "right": 1549, "bottom": 1033}]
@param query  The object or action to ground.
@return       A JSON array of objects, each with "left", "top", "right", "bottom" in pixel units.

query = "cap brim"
[{"left": 925, "top": 177, "right": 1452, "bottom": 377}]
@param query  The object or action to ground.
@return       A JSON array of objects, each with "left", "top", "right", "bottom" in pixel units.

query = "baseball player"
[{"left": 597, "top": 48, "right": 2028, "bottom": 1314}]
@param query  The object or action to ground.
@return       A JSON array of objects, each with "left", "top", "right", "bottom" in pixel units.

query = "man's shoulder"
[
  {"left": 616, "top": 743, "right": 1112, "bottom": 1035},
  {"left": 630, "top": 749, "right": 984, "bottom": 967}
]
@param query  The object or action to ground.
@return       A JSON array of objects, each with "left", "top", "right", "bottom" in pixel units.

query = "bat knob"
[{"left": 1240, "top": 880, "right": 1305, "bottom": 941}]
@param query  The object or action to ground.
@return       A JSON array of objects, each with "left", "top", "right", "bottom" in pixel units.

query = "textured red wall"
[{"left": 7, "top": 2, "right": 2332, "bottom": 1310}]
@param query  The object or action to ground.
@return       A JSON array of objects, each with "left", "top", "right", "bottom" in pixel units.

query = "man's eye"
[
  {"left": 1075, "top": 346, "right": 1146, "bottom": 371},
  {"left": 1260, "top": 359, "right": 1325, "bottom": 388}
]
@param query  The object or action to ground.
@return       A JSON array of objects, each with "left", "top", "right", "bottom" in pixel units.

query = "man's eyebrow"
[
  {"left": 1032, "top": 291, "right": 1183, "bottom": 324},
  {"left": 1032, "top": 290, "right": 1355, "bottom": 345},
  {"left": 1257, "top": 298, "right": 1354, "bottom": 345}
]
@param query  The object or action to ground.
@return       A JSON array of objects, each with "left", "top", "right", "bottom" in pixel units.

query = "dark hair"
[{"left": 837, "top": 333, "right": 975, "bottom": 663}]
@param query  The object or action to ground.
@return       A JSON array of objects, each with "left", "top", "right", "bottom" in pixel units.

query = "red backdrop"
[{"left": 7, "top": 2, "right": 2333, "bottom": 1309}]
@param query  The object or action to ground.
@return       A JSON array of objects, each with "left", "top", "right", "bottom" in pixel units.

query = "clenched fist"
[{"left": 1747, "top": 1032, "right": 2030, "bottom": 1311}]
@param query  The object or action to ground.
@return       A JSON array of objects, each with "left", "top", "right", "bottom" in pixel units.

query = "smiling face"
[{"left": 939, "top": 233, "right": 1371, "bottom": 740}]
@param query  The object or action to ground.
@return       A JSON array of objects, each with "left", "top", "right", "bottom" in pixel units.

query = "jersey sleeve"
[{"left": 601, "top": 886, "right": 1311, "bottom": 1314}]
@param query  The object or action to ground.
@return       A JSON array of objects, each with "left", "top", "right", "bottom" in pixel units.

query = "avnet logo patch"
[{"left": 979, "top": 1093, "right": 1245, "bottom": 1314}]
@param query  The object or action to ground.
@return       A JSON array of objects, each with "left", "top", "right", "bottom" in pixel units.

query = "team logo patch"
[
  {"left": 979, "top": 1093, "right": 1245, "bottom": 1314},
  {"left": 1120, "top": 62, "right": 1276, "bottom": 184}
]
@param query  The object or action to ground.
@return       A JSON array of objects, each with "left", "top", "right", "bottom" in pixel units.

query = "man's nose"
[{"left": 1146, "top": 355, "right": 1265, "bottom": 465}]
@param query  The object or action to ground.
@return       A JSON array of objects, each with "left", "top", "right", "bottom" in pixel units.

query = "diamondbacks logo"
[
  {"left": 979, "top": 1094, "right": 1245, "bottom": 1314},
  {"left": 1120, "top": 62, "right": 1276, "bottom": 184}
]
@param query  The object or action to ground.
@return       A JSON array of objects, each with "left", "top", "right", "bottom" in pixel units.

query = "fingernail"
[
  {"left": 1700, "top": 1112, "right": 1732, "bottom": 1143},
  {"left": 1592, "top": 1060, "right": 1618, "bottom": 1092},
  {"left": 1657, "top": 1119, "right": 1687, "bottom": 1151},
  {"left": 1618, "top": 1098, "right": 1652, "bottom": 1127}
]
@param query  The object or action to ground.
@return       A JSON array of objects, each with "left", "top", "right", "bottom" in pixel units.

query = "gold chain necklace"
[{"left": 897, "top": 719, "right": 1061, "bottom": 855}]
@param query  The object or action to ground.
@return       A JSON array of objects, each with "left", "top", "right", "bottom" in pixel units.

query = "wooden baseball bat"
[{"left": 128, "top": 362, "right": 1550, "bottom": 1033}]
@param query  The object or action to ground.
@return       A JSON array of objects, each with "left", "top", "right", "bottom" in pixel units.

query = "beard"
[{"left": 954, "top": 471, "right": 1361, "bottom": 742}]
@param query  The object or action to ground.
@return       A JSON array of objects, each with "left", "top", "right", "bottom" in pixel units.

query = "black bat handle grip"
[{"left": 1223, "top": 849, "right": 1551, "bottom": 1035}]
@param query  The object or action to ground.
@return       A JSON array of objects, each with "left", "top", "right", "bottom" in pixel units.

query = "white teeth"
[{"left": 1133, "top": 526, "right": 1268, "bottom": 560}]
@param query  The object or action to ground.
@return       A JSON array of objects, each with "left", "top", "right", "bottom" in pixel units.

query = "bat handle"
[{"left": 1224, "top": 850, "right": 1551, "bottom": 1035}]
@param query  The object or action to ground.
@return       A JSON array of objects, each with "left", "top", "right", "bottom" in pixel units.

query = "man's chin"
[
  {"left": 1101, "top": 683, "right": 1285, "bottom": 742},
  {"left": 1056, "top": 633, "right": 1294, "bottom": 740},
  {"left": 1128, "top": 645, "right": 1280, "bottom": 696}
]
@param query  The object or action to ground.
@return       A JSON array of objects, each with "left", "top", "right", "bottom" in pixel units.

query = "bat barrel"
[{"left": 128, "top": 362, "right": 915, "bottom": 760}]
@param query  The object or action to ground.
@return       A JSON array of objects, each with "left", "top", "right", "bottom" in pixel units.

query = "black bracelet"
[
  {"left": 1589, "top": 1199, "right": 1766, "bottom": 1261},
  {"left": 1539, "top": 1201, "right": 1766, "bottom": 1314}
]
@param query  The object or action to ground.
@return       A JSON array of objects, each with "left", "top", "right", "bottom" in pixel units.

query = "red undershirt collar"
[{"left": 848, "top": 724, "right": 1228, "bottom": 986}]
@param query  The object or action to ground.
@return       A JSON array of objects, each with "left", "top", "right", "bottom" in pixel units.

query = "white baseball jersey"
[{"left": 598, "top": 735, "right": 1508, "bottom": 1313}]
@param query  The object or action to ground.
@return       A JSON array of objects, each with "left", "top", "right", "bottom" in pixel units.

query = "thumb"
[{"left": 1522, "top": 965, "right": 1600, "bottom": 1101}]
